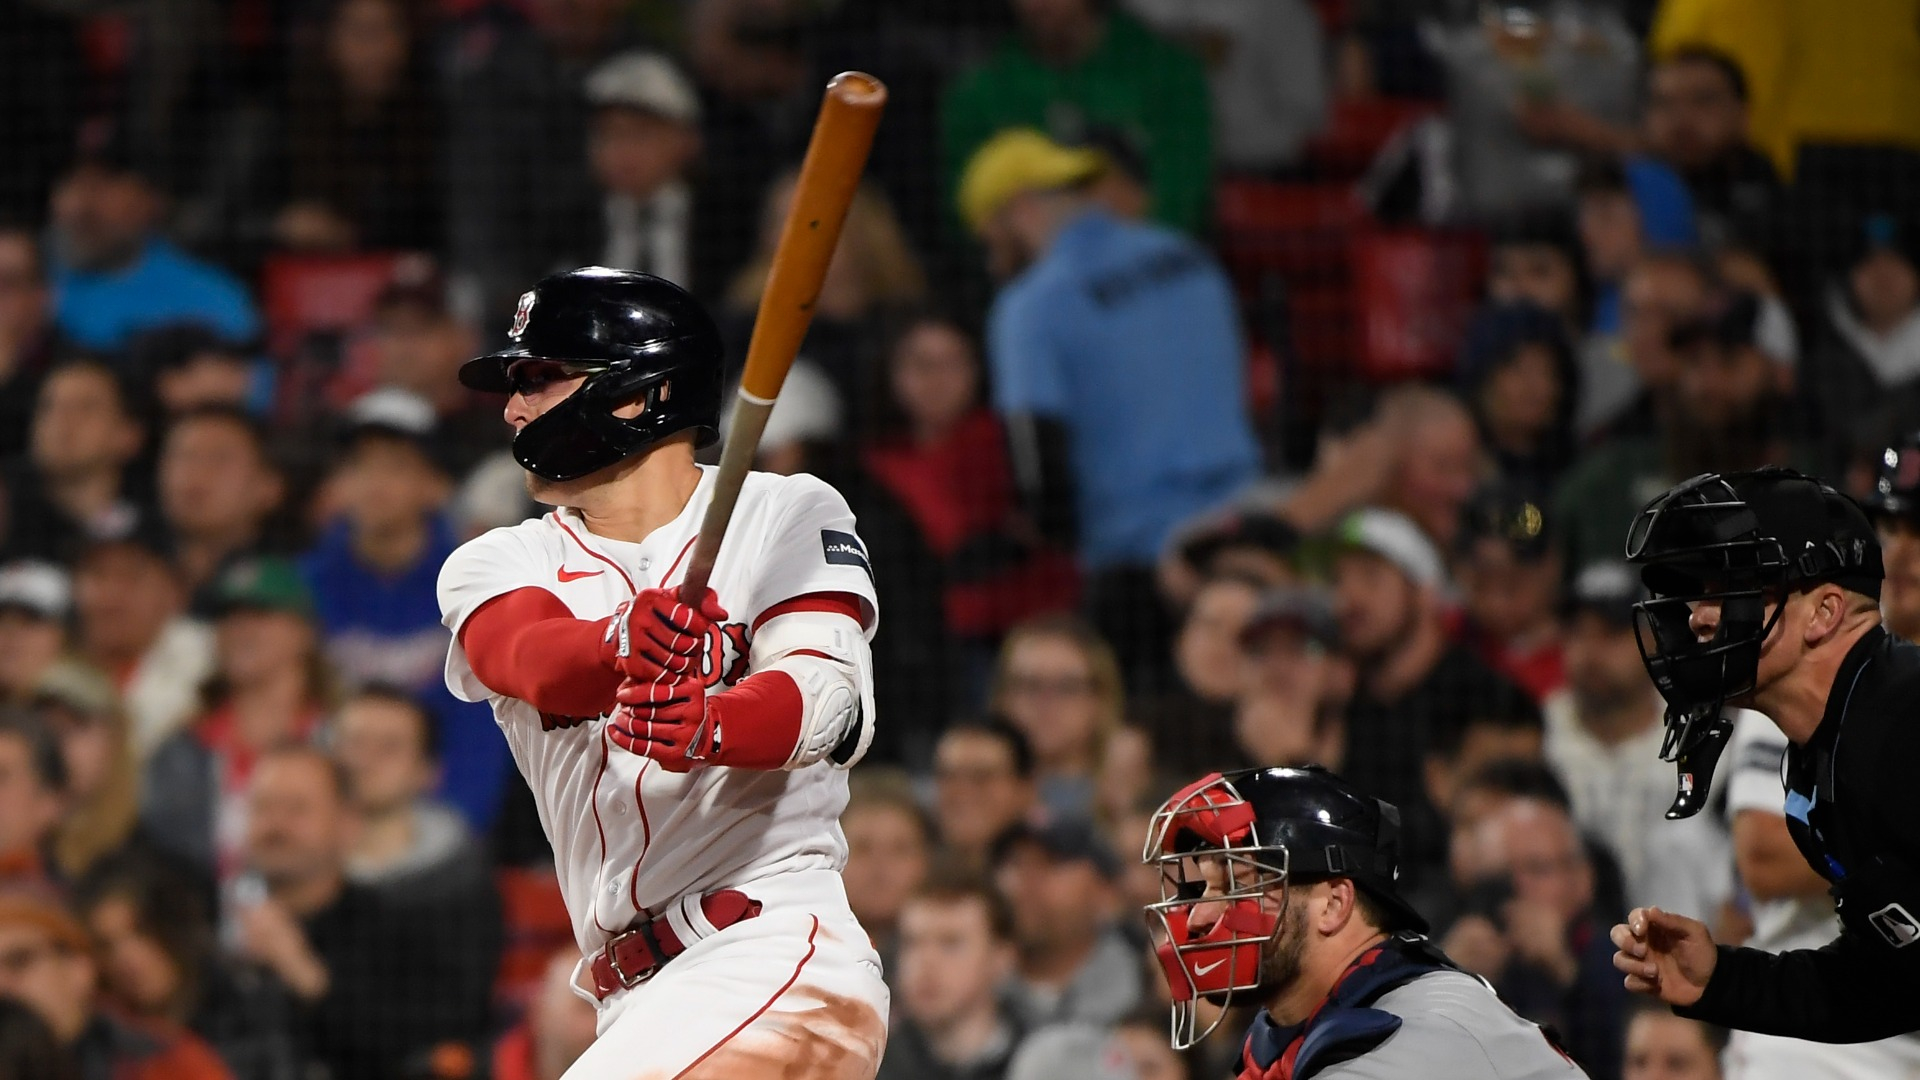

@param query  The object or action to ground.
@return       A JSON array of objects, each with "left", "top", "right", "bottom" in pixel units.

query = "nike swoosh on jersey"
[
  {"left": 1194, "top": 959, "right": 1228, "bottom": 977},
  {"left": 557, "top": 567, "right": 605, "bottom": 582}
]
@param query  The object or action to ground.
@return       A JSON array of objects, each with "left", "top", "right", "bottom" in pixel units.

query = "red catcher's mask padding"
[{"left": 1155, "top": 900, "right": 1280, "bottom": 1002}]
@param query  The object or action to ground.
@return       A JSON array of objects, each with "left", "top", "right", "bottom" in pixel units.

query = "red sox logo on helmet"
[{"left": 509, "top": 290, "right": 537, "bottom": 340}]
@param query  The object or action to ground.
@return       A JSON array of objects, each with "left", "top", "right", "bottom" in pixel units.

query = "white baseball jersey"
[{"left": 437, "top": 465, "right": 879, "bottom": 956}]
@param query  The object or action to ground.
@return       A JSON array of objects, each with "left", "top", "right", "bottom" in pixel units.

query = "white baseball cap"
[
  {"left": 585, "top": 51, "right": 701, "bottom": 127},
  {"left": 726, "top": 360, "right": 842, "bottom": 453},
  {"left": 1335, "top": 507, "right": 1447, "bottom": 589},
  {"left": 0, "top": 561, "right": 72, "bottom": 621}
]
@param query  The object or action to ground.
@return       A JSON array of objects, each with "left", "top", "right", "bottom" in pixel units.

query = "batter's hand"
[
  {"left": 600, "top": 587, "right": 728, "bottom": 682},
  {"left": 608, "top": 674, "right": 712, "bottom": 772},
  {"left": 1610, "top": 906, "right": 1717, "bottom": 1007}
]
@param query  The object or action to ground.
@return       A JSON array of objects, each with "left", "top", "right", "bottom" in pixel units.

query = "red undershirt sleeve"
[{"left": 458, "top": 587, "right": 624, "bottom": 718}]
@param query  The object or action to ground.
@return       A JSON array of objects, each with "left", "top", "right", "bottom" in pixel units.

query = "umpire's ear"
[{"left": 1800, "top": 582, "right": 1851, "bottom": 646}]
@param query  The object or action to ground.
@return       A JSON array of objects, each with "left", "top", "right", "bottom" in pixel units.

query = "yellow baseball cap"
[{"left": 956, "top": 129, "right": 1106, "bottom": 235}]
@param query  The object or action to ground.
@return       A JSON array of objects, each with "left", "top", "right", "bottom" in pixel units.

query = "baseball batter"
[{"left": 437, "top": 268, "right": 888, "bottom": 1079}]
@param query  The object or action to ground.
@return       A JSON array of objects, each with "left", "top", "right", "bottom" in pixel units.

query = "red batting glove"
[
  {"left": 608, "top": 674, "right": 713, "bottom": 772},
  {"left": 599, "top": 587, "right": 728, "bottom": 683}
]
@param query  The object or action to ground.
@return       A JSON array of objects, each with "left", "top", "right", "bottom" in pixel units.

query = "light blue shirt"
[
  {"left": 988, "top": 208, "right": 1260, "bottom": 568},
  {"left": 54, "top": 236, "right": 261, "bottom": 352}
]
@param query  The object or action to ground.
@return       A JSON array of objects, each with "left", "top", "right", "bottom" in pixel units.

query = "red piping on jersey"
[
  {"left": 662, "top": 534, "right": 699, "bottom": 586},
  {"left": 668, "top": 915, "right": 820, "bottom": 1080},
  {"left": 627, "top": 758, "right": 653, "bottom": 913},
  {"left": 749, "top": 592, "right": 865, "bottom": 633},
  {"left": 590, "top": 727, "right": 614, "bottom": 935},
  {"left": 551, "top": 512, "right": 638, "bottom": 595}
]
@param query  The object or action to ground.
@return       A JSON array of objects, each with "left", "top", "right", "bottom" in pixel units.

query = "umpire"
[{"left": 1611, "top": 466, "right": 1920, "bottom": 1041}]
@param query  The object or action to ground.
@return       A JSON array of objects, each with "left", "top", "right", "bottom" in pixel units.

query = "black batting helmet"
[
  {"left": 1625, "top": 467, "right": 1881, "bottom": 818},
  {"left": 459, "top": 268, "right": 724, "bottom": 482},
  {"left": 1866, "top": 431, "right": 1920, "bottom": 525},
  {"left": 1143, "top": 766, "right": 1426, "bottom": 1048}
]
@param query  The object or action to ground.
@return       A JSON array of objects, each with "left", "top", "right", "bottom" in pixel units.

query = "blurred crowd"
[{"left": 2, "top": 0, "right": 1920, "bottom": 1077}]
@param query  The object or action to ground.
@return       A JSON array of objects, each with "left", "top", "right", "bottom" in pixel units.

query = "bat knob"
[{"left": 827, "top": 71, "right": 888, "bottom": 108}]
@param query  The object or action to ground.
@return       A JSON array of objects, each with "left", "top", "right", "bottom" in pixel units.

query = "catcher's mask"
[
  {"left": 1625, "top": 468, "right": 1881, "bottom": 818},
  {"left": 1141, "top": 767, "right": 1427, "bottom": 1050}
]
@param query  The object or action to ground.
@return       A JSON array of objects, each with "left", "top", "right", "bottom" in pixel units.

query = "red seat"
[
  {"left": 493, "top": 865, "right": 576, "bottom": 1015},
  {"left": 258, "top": 252, "right": 404, "bottom": 359},
  {"left": 1349, "top": 229, "right": 1487, "bottom": 382},
  {"left": 1306, "top": 97, "right": 1437, "bottom": 181}
]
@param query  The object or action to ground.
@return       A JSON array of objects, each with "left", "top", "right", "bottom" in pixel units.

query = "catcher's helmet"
[
  {"left": 459, "top": 267, "right": 724, "bottom": 482},
  {"left": 1625, "top": 467, "right": 1881, "bottom": 818},
  {"left": 1142, "top": 766, "right": 1426, "bottom": 1049},
  {"left": 1865, "top": 431, "right": 1920, "bottom": 525}
]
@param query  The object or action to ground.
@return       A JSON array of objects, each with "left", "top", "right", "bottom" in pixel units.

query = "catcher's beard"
[{"left": 1256, "top": 894, "right": 1312, "bottom": 994}]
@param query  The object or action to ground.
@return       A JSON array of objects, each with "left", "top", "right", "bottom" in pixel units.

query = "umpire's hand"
[{"left": 1611, "top": 906, "right": 1718, "bottom": 1006}]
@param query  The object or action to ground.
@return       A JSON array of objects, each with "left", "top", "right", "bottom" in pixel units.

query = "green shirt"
[{"left": 942, "top": 13, "right": 1213, "bottom": 234}]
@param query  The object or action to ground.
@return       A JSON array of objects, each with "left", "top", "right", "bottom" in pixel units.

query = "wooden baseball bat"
[{"left": 679, "top": 72, "right": 887, "bottom": 602}]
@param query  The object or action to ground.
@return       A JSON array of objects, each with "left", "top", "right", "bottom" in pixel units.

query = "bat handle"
[{"left": 679, "top": 392, "right": 777, "bottom": 604}]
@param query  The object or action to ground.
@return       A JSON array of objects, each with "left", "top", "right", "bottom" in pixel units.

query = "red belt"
[{"left": 588, "top": 890, "right": 761, "bottom": 1000}]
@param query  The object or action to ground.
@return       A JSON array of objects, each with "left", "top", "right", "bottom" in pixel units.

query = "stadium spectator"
[
  {"left": 1486, "top": 213, "right": 1590, "bottom": 340},
  {"left": 931, "top": 718, "right": 1039, "bottom": 873},
  {"left": 46, "top": 142, "right": 259, "bottom": 353},
  {"left": 301, "top": 390, "right": 510, "bottom": 827},
  {"left": 1578, "top": 158, "right": 1701, "bottom": 342},
  {"left": 1158, "top": 508, "right": 1302, "bottom": 612},
  {"left": 234, "top": 746, "right": 491, "bottom": 1080},
  {"left": 357, "top": 259, "right": 502, "bottom": 479},
  {"left": 877, "top": 867, "right": 1024, "bottom": 1080},
  {"left": 862, "top": 313, "right": 1079, "bottom": 661},
  {"left": 1581, "top": 251, "right": 1717, "bottom": 440},
  {"left": 142, "top": 558, "right": 328, "bottom": 884},
  {"left": 1445, "top": 797, "right": 1627, "bottom": 1080},
  {"left": 839, "top": 768, "right": 934, "bottom": 971},
  {"left": 1233, "top": 586, "right": 1348, "bottom": 770},
  {"left": 990, "top": 819, "right": 1142, "bottom": 1030},
  {"left": 684, "top": 0, "right": 824, "bottom": 300},
  {"left": 1544, "top": 562, "right": 1732, "bottom": 921},
  {"left": 276, "top": 0, "right": 439, "bottom": 253},
  {"left": 0, "top": 996, "right": 79, "bottom": 1080},
  {"left": 0, "top": 711, "right": 64, "bottom": 889},
  {"left": 943, "top": 0, "right": 1212, "bottom": 233},
  {"left": 576, "top": 52, "right": 708, "bottom": 293},
  {"left": 1458, "top": 304, "right": 1581, "bottom": 499},
  {"left": 0, "top": 888, "right": 232, "bottom": 1080},
  {"left": 1110, "top": 1008, "right": 1190, "bottom": 1080},
  {"left": 0, "top": 563, "right": 70, "bottom": 704},
  {"left": 1715, "top": 711, "right": 1920, "bottom": 1077},
  {"left": 333, "top": 689, "right": 486, "bottom": 905},
  {"left": 2, "top": 359, "right": 148, "bottom": 565},
  {"left": 988, "top": 616, "right": 1124, "bottom": 823},
  {"left": 1005, "top": 1024, "right": 1142, "bottom": 1080},
  {"left": 1334, "top": 508, "right": 1533, "bottom": 885},
  {"left": 1643, "top": 48, "right": 1783, "bottom": 250},
  {"left": 1136, "top": 573, "right": 1260, "bottom": 778},
  {"left": 72, "top": 530, "right": 213, "bottom": 759},
  {"left": 960, "top": 131, "right": 1259, "bottom": 682},
  {"left": 1806, "top": 213, "right": 1920, "bottom": 451},
  {"left": 77, "top": 852, "right": 301, "bottom": 1080},
  {"left": 0, "top": 227, "right": 59, "bottom": 460},
  {"left": 127, "top": 326, "right": 261, "bottom": 419},
  {"left": 1273, "top": 387, "right": 1484, "bottom": 554},
  {"left": 1451, "top": 485, "right": 1565, "bottom": 702},
  {"left": 156, "top": 407, "right": 288, "bottom": 608},
  {"left": 725, "top": 173, "right": 928, "bottom": 407},
  {"left": 443, "top": 0, "right": 643, "bottom": 321},
  {"left": 1423, "top": 2, "right": 1641, "bottom": 220},
  {"left": 1556, "top": 292, "right": 1812, "bottom": 571},
  {"left": 1121, "top": 0, "right": 1326, "bottom": 175},
  {"left": 35, "top": 664, "right": 140, "bottom": 883},
  {"left": 1622, "top": 1003, "right": 1723, "bottom": 1080},
  {"left": 490, "top": 948, "right": 597, "bottom": 1080}
]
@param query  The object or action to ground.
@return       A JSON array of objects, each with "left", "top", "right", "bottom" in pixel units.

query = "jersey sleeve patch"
[{"left": 820, "top": 529, "right": 874, "bottom": 585}]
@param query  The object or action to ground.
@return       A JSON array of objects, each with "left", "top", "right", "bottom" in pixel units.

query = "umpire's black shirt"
[{"left": 1679, "top": 624, "right": 1920, "bottom": 1041}]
